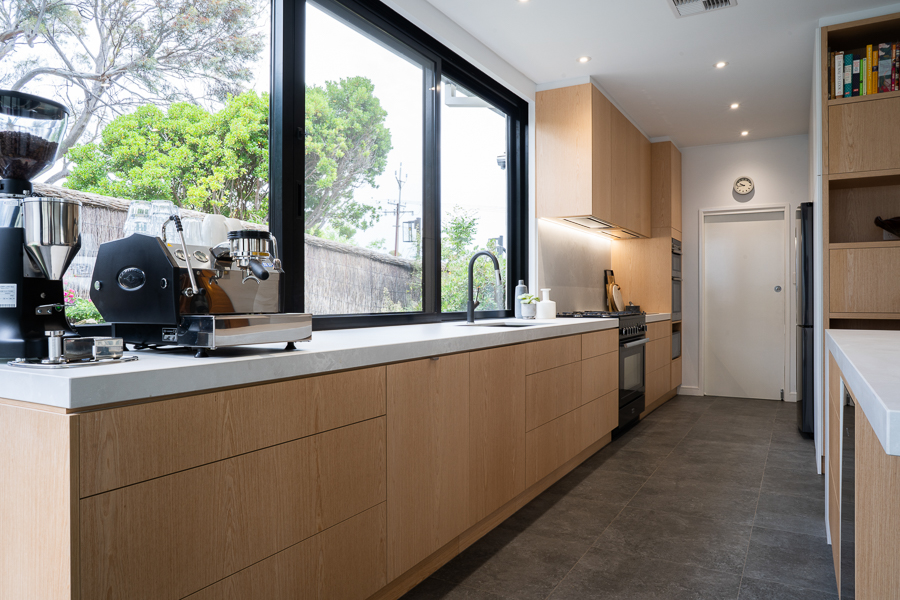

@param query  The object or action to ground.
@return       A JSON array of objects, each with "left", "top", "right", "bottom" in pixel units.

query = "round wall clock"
[{"left": 734, "top": 176, "right": 754, "bottom": 195}]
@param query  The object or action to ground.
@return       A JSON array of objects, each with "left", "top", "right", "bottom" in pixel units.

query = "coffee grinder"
[{"left": 0, "top": 90, "right": 82, "bottom": 360}]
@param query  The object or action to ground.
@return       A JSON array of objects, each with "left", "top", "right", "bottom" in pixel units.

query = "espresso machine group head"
[{"left": 0, "top": 90, "right": 86, "bottom": 360}]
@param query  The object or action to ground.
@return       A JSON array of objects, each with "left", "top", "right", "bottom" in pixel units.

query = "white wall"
[{"left": 681, "top": 134, "right": 809, "bottom": 398}]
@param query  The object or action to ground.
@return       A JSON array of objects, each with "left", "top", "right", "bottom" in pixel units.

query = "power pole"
[{"left": 378, "top": 164, "right": 414, "bottom": 256}]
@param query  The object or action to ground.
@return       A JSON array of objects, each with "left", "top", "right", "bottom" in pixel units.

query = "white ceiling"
[{"left": 424, "top": 0, "right": 899, "bottom": 147}]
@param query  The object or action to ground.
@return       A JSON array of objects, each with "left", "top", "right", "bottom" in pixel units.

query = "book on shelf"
[
  {"left": 844, "top": 53, "right": 852, "bottom": 97},
  {"left": 829, "top": 41, "right": 900, "bottom": 98}
]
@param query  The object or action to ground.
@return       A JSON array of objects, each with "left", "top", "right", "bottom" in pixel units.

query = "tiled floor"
[{"left": 401, "top": 396, "right": 840, "bottom": 600}]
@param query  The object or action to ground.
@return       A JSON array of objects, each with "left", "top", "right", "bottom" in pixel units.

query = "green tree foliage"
[
  {"left": 440, "top": 207, "right": 507, "bottom": 313},
  {"left": 66, "top": 92, "right": 269, "bottom": 223},
  {"left": 0, "top": 0, "right": 266, "bottom": 178},
  {"left": 305, "top": 76, "right": 392, "bottom": 238}
]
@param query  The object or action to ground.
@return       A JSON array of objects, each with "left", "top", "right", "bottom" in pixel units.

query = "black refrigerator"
[{"left": 796, "top": 202, "right": 814, "bottom": 437}]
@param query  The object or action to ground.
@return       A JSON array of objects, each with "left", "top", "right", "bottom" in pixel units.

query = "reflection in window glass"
[
  {"left": 440, "top": 77, "right": 508, "bottom": 312},
  {"left": 304, "top": 3, "right": 424, "bottom": 315}
]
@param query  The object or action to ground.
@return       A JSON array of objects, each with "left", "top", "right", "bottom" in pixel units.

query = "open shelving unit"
[{"left": 822, "top": 12, "right": 900, "bottom": 333}]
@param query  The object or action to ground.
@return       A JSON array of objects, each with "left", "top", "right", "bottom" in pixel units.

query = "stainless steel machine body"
[{"left": 90, "top": 229, "right": 311, "bottom": 352}]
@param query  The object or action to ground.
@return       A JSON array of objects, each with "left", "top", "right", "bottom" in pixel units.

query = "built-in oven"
[
  {"left": 672, "top": 238, "right": 682, "bottom": 278},
  {"left": 672, "top": 238, "right": 682, "bottom": 321},
  {"left": 617, "top": 314, "right": 647, "bottom": 432},
  {"left": 672, "top": 277, "right": 682, "bottom": 321}
]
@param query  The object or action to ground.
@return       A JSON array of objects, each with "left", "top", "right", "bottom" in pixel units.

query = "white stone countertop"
[
  {"left": 826, "top": 330, "right": 900, "bottom": 456},
  {"left": 0, "top": 317, "right": 619, "bottom": 411}
]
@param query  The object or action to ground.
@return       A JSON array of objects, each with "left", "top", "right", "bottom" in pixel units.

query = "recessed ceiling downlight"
[
  {"left": 668, "top": 0, "right": 737, "bottom": 18},
  {"left": 578, "top": 56, "right": 591, "bottom": 63},
  {"left": 730, "top": 103, "right": 739, "bottom": 109},
  {"left": 741, "top": 131, "right": 749, "bottom": 136},
  {"left": 716, "top": 61, "right": 728, "bottom": 69}
]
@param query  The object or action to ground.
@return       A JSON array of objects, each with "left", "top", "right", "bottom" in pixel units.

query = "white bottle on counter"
[
  {"left": 514, "top": 280, "right": 527, "bottom": 318},
  {"left": 536, "top": 288, "right": 556, "bottom": 319}
]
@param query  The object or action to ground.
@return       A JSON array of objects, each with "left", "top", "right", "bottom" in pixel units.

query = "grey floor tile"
[
  {"left": 761, "top": 466, "right": 825, "bottom": 499},
  {"left": 547, "top": 466, "right": 649, "bottom": 507},
  {"left": 628, "top": 471, "right": 761, "bottom": 525},
  {"left": 498, "top": 490, "right": 622, "bottom": 545},
  {"left": 580, "top": 443, "right": 666, "bottom": 478},
  {"left": 617, "top": 425, "right": 687, "bottom": 455},
  {"left": 431, "top": 527, "right": 589, "bottom": 600},
  {"left": 766, "top": 440, "right": 818, "bottom": 472},
  {"left": 770, "top": 428, "right": 815, "bottom": 449},
  {"left": 706, "top": 397, "right": 780, "bottom": 419},
  {"left": 548, "top": 546, "right": 741, "bottom": 600},
  {"left": 401, "top": 578, "right": 512, "bottom": 600},
  {"left": 684, "top": 419, "right": 773, "bottom": 448},
  {"left": 743, "top": 527, "right": 839, "bottom": 595},
  {"left": 658, "top": 438, "right": 768, "bottom": 487},
  {"left": 594, "top": 507, "right": 752, "bottom": 574},
  {"left": 841, "top": 537, "right": 855, "bottom": 599},
  {"left": 754, "top": 492, "right": 827, "bottom": 538},
  {"left": 738, "top": 577, "right": 839, "bottom": 600}
]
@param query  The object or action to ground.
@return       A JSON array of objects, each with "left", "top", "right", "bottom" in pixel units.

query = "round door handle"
[{"left": 774, "top": 286, "right": 782, "bottom": 292}]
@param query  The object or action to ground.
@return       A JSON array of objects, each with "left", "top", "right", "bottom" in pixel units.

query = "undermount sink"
[{"left": 459, "top": 321, "right": 543, "bottom": 328}]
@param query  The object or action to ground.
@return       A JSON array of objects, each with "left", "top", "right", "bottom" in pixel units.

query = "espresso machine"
[{"left": 90, "top": 224, "right": 312, "bottom": 356}]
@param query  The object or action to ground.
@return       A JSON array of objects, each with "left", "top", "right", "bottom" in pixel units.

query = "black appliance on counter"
[
  {"left": 90, "top": 229, "right": 312, "bottom": 356},
  {"left": 796, "top": 202, "right": 814, "bottom": 437}
]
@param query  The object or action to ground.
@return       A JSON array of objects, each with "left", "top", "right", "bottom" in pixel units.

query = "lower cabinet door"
[
  {"left": 469, "top": 345, "right": 526, "bottom": 525},
  {"left": 183, "top": 503, "right": 387, "bottom": 600},
  {"left": 387, "top": 353, "right": 470, "bottom": 581}
]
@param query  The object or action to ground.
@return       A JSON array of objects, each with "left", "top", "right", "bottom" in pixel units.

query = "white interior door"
[{"left": 703, "top": 210, "right": 786, "bottom": 400}]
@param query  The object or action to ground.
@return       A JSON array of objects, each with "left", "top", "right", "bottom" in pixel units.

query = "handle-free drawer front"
[
  {"left": 646, "top": 337, "right": 671, "bottom": 373},
  {"left": 79, "top": 366, "right": 386, "bottom": 497},
  {"left": 80, "top": 417, "right": 386, "bottom": 600},
  {"left": 647, "top": 321, "right": 670, "bottom": 341},
  {"left": 829, "top": 97, "right": 900, "bottom": 174},
  {"left": 183, "top": 503, "right": 387, "bottom": 600},
  {"left": 525, "top": 335, "right": 582, "bottom": 374},
  {"left": 581, "top": 353, "right": 617, "bottom": 404},
  {"left": 645, "top": 365, "right": 671, "bottom": 406},
  {"left": 581, "top": 329, "right": 617, "bottom": 359},
  {"left": 830, "top": 248, "right": 900, "bottom": 313},
  {"left": 526, "top": 361, "right": 582, "bottom": 431}
]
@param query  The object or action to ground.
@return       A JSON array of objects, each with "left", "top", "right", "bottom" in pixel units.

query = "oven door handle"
[{"left": 621, "top": 338, "right": 650, "bottom": 348}]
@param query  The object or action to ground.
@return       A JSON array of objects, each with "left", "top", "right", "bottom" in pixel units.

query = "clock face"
[{"left": 734, "top": 177, "right": 754, "bottom": 195}]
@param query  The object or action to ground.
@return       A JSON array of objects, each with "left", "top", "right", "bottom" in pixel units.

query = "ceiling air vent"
[{"left": 668, "top": 0, "right": 736, "bottom": 18}]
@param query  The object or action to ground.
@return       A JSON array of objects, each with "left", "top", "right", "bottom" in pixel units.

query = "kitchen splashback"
[{"left": 537, "top": 220, "right": 612, "bottom": 312}]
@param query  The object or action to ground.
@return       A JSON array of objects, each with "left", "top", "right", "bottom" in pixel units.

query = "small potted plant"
[{"left": 518, "top": 293, "right": 539, "bottom": 319}]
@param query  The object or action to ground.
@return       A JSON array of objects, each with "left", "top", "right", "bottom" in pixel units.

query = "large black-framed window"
[{"left": 272, "top": 0, "right": 528, "bottom": 329}]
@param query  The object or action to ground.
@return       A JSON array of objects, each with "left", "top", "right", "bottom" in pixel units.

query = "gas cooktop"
[{"left": 557, "top": 309, "right": 645, "bottom": 318}]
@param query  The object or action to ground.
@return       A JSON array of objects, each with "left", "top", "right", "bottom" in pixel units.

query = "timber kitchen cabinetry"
[
  {"left": 0, "top": 327, "right": 621, "bottom": 600},
  {"left": 822, "top": 13, "right": 900, "bottom": 330},
  {"left": 536, "top": 83, "right": 651, "bottom": 237}
]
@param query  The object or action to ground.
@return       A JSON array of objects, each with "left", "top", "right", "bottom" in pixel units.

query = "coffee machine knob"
[{"left": 94, "top": 280, "right": 102, "bottom": 291}]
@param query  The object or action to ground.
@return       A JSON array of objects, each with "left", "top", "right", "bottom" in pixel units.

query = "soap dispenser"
[
  {"left": 536, "top": 288, "right": 556, "bottom": 319},
  {"left": 514, "top": 280, "right": 527, "bottom": 318}
]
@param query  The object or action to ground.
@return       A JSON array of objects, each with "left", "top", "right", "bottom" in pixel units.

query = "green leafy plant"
[
  {"left": 64, "top": 290, "right": 104, "bottom": 324},
  {"left": 67, "top": 91, "right": 270, "bottom": 223},
  {"left": 440, "top": 206, "right": 507, "bottom": 313},
  {"left": 518, "top": 293, "right": 539, "bottom": 305}
]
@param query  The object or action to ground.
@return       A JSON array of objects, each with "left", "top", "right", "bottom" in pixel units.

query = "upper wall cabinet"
[
  {"left": 536, "top": 83, "right": 651, "bottom": 238},
  {"left": 828, "top": 97, "right": 900, "bottom": 175},
  {"left": 650, "top": 141, "right": 682, "bottom": 239}
]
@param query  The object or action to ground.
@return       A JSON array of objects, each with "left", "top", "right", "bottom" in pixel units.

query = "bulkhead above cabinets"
[{"left": 536, "top": 83, "right": 651, "bottom": 239}]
